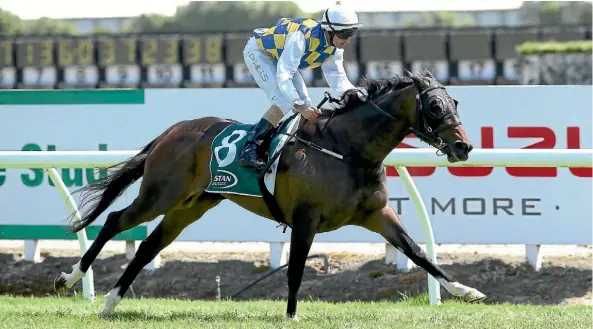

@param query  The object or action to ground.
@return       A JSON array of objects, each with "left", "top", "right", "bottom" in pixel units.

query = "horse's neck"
[{"left": 322, "top": 100, "right": 412, "bottom": 166}]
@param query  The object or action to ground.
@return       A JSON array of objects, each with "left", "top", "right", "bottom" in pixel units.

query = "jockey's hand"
[{"left": 295, "top": 104, "right": 322, "bottom": 121}]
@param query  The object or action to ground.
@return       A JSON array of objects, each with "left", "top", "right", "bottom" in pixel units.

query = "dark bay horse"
[{"left": 53, "top": 70, "right": 486, "bottom": 319}]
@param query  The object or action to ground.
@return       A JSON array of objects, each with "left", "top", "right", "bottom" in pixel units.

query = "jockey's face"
[
  {"left": 324, "top": 30, "right": 355, "bottom": 49},
  {"left": 333, "top": 34, "right": 353, "bottom": 48}
]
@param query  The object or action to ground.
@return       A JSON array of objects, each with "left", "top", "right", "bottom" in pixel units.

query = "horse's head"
[
  {"left": 404, "top": 69, "right": 473, "bottom": 162},
  {"left": 321, "top": 70, "right": 473, "bottom": 166}
]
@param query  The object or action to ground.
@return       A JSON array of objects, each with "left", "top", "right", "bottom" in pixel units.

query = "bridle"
[
  {"left": 340, "top": 84, "right": 462, "bottom": 156},
  {"left": 408, "top": 85, "right": 462, "bottom": 156}
]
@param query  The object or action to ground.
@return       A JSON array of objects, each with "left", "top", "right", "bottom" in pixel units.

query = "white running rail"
[{"left": 0, "top": 148, "right": 591, "bottom": 305}]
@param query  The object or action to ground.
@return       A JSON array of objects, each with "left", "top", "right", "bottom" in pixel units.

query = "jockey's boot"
[{"left": 238, "top": 118, "right": 274, "bottom": 170}]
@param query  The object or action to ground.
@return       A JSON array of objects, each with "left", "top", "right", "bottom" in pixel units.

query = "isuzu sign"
[{"left": 388, "top": 126, "right": 591, "bottom": 178}]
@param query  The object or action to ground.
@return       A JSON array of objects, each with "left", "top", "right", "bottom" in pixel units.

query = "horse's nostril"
[{"left": 455, "top": 141, "right": 471, "bottom": 153}]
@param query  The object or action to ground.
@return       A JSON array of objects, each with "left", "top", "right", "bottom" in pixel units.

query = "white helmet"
[{"left": 320, "top": 6, "right": 362, "bottom": 32}]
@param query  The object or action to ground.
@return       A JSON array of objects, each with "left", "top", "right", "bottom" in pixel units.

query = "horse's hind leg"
[
  {"left": 55, "top": 162, "right": 196, "bottom": 294},
  {"left": 54, "top": 186, "right": 177, "bottom": 294},
  {"left": 360, "top": 205, "right": 486, "bottom": 303},
  {"left": 54, "top": 207, "right": 128, "bottom": 293},
  {"left": 100, "top": 192, "right": 223, "bottom": 317}
]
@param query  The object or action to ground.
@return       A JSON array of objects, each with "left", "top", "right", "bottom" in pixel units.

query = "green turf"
[{"left": 0, "top": 294, "right": 590, "bottom": 329}]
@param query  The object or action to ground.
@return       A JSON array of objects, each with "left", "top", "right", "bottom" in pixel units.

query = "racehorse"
[{"left": 53, "top": 69, "right": 486, "bottom": 319}]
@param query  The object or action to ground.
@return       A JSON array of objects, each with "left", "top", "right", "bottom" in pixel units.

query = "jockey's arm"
[
  {"left": 276, "top": 31, "right": 313, "bottom": 108},
  {"left": 321, "top": 50, "right": 358, "bottom": 99}
]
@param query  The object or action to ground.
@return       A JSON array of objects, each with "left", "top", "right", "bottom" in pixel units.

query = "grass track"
[{"left": 0, "top": 295, "right": 590, "bottom": 329}]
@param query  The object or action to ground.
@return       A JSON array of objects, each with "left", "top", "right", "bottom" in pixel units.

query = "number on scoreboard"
[
  {"left": 140, "top": 35, "right": 182, "bottom": 86},
  {"left": 233, "top": 63, "right": 256, "bottom": 84},
  {"left": 57, "top": 37, "right": 98, "bottom": 87},
  {"left": 182, "top": 35, "right": 226, "bottom": 86},
  {"left": 502, "top": 58, "right": 519, "bottom": 82},
  {"left": 457, "top": 59, "right": 496, "bottom": 81},
  {"left": 16, "top": 37, "right": 57, "bottom": 88},
  {"left": 0, "top": 40, "right": 15, "bottom": 88},
  {"left": 147, "top": 64, "right": 183, "bottom": 85},
  {"left": 410, "top": 60, "right": 449, "bottom": 82},
  {"left": 105, "top": 65, "right": 141, "bottom": 86},
  {"left": 97, "top": 36, "right": 141, "bottom": 87},
  {"left": 365, "top": 61, "right": 402, "bottom": 79},
  {"left": 189, "top": 64, "right": 225, "bottom": 84}
]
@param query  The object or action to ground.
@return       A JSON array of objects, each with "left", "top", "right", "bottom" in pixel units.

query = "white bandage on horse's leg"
[
  {"left": 63, "top": 260, "right": 86, "bottom": 288},
  {"left": 438, "top": 278, "right": 473, "bottom": 296},
  {"left": 100, "top": 287, "right": 122, "bottom": 317},
  {"left": 263, "top": 105, "right": 284, "bottom": 127}
]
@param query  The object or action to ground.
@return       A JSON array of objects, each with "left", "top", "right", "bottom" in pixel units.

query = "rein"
[
  {"left": 273, "top": 91, "right": 395, "bottom": 168},
  {"left": 275, "top": 85, "right": 460, "bottom": 166}
]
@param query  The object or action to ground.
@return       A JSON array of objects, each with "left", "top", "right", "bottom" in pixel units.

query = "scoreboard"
[
  {"left": 0, "top": 31, "right": 477, "bottom": 90},
  {"left": 0, "top": 26, "right": 586, "bottom": 89},
  {"left": 0, "top": 33, "right": 228, "bottom": 89}
]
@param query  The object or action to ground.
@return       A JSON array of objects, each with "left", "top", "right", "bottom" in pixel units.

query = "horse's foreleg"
[
  {"left": 285, "top": 204, "right": 320, "bottom": 320},
  {"left": 360, "top": 205, "right": 486, "bottom": 303},
  {"left": 100, "top": 193, "right": 222, "bottom": 317}
]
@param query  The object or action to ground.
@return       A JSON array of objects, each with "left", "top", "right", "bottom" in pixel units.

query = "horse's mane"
[{"left": 318, "top": 74, "right": 415, "bottom": 118}]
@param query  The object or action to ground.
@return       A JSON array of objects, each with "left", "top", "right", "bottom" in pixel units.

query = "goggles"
[{"left": 333, "top": 28, "right": 358, "bottom": 39}]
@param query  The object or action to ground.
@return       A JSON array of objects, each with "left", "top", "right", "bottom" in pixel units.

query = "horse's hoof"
[
  {"left": 98, "top": 309, "right": 111, "bottom": 318},
  {"left": 53, "top": 273, "right": 69, "bottom": 293},
  {"left": 463, "top": 289, "right": 486, "bottom": 303},
  {"left": 285, "top": 313, "right": 299, "bottom": 322}
]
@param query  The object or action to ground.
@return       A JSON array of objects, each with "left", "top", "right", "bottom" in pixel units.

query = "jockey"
[{"left": 238, "top": 5, "right": 362, "bottom": 170}]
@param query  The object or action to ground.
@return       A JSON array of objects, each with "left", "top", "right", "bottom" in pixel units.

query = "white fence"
[{"left": 1, "top": 148, "right": 591, "bottom": 305}]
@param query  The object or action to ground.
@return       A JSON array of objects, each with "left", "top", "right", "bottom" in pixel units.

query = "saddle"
[{"left": 257, "top": 113, "right": 299, "bottom": 164}]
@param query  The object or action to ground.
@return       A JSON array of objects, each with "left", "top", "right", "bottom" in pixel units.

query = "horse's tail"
[{"left": 68, "top": 139, "right": 156, "bottom": 233}]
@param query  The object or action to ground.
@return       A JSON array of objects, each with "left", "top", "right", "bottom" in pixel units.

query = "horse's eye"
[{"left": 429, "top": 98, "right": 444, "bottom": 113}]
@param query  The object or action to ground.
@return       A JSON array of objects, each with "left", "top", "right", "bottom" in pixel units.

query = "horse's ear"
[
  {"left": 404, "top": 69, "right": 424, "bottom": 86},
  {"left": 404, "top": 68, "right": 424, "bottom": 86},
  {"left": 424, "top": 69, "right": 435, "bottom": 79}
]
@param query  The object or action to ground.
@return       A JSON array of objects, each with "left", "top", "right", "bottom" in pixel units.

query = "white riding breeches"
[{"left": 243, "top": 36, "right": 311, "bottom": 115}]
